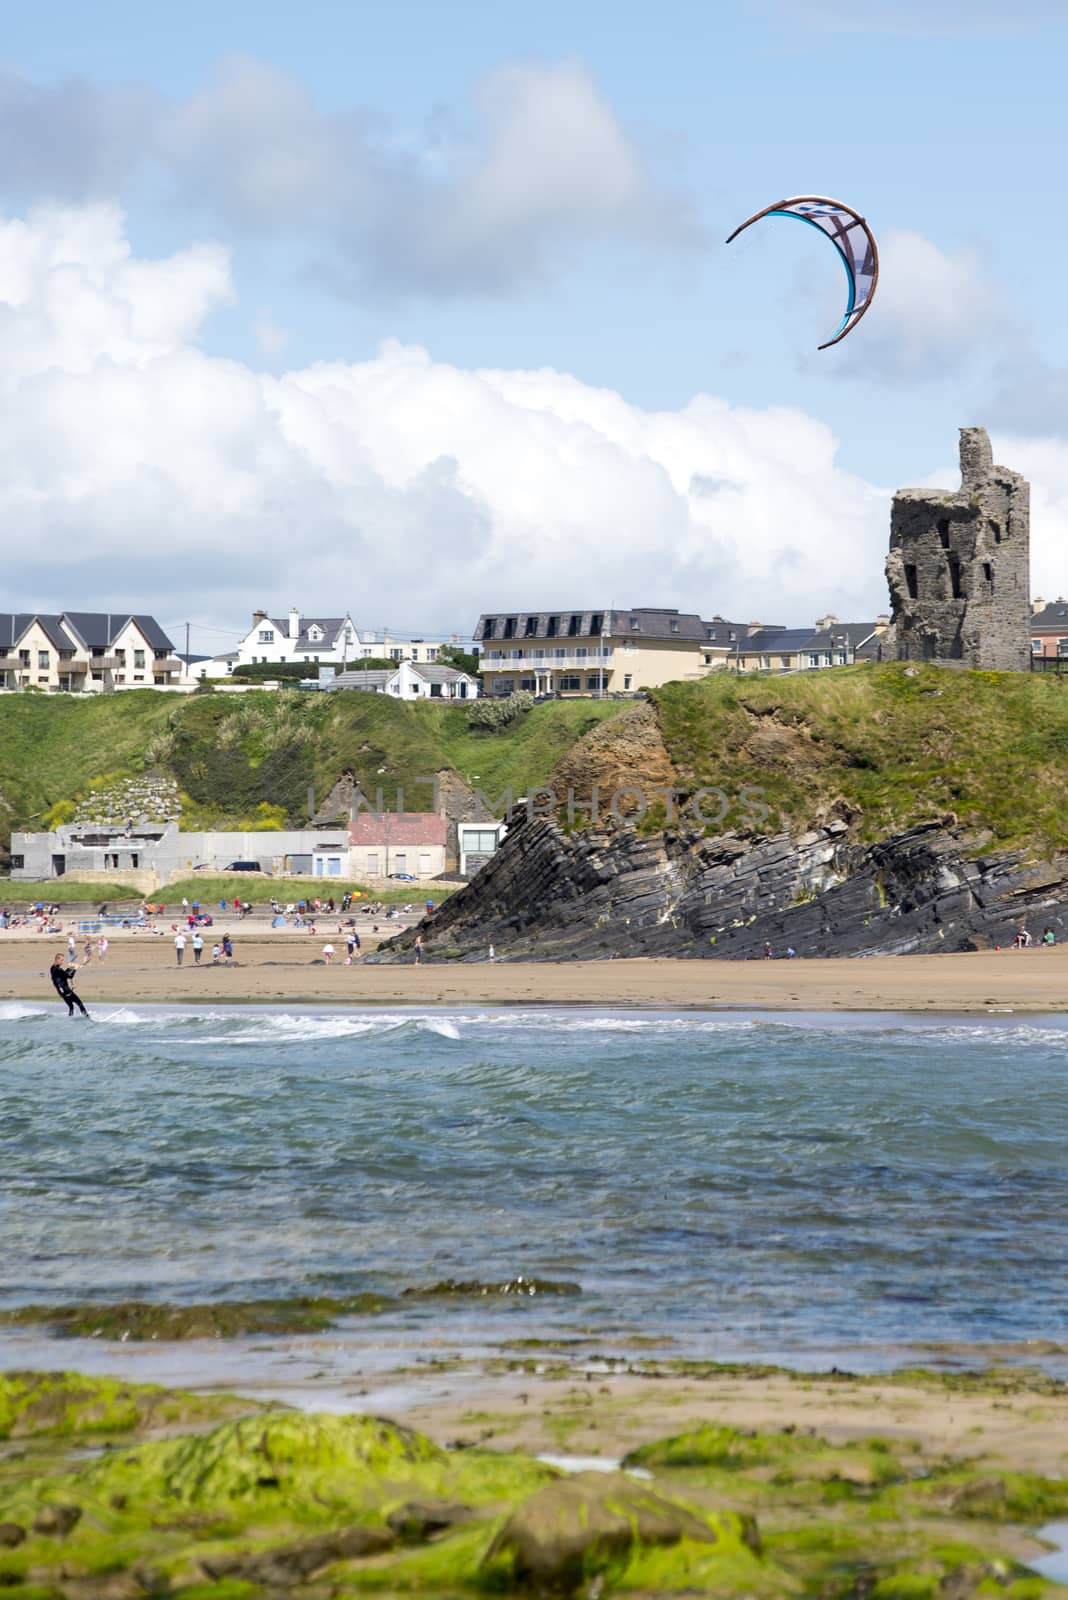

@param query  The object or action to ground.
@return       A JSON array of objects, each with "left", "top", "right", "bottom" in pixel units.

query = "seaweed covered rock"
[
  {"left": 0, "top": 1370, "right": 250, "bottom": 1440},
  {"left": 482, "top": 1470, "right": 760, "bottom": 1595}
]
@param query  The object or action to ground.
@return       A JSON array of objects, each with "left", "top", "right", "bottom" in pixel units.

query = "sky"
[{"left": 3, "top": 0, "right": 1068, "bottom": 654}]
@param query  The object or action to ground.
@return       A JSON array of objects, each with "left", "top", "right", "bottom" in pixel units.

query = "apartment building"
[
  {"left": 474, "top": 608, "right": 744, "bottom": 697},
  {"left": 727, "top": 617, "right": 890, "bottom": 673},
  {"left": 0, "top": 613, "right": 180, "bottom": 692}
]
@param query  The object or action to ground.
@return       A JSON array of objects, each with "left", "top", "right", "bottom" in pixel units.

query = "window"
[
  {"left": 9, "top": 854, "right": 23, "bottom": 870},
  {"left": 568, "top": 614, "right": 581, "bottom": 636},
  {"left": 503, "top": 617, "right": 517, "bottom": 639},
  {"left": 130, "top": 853, "right": 139, "bottom": 869},
  {"left": 394, "top": 853, "right": 407, "bottom": 872},
  {"left": 482, "top": 619, "right": 496, "bottom": 639},
  {"left": 937, "top": 518, "right": 951, "bottom": 550},
  {"left": 155, "top": 648, "right": 169, "bottom": 660},
  {"left": 670, "top": 618, "right": 679, "bottom": 633},
  {"left": 493, "top": 676, "right": 515, "bottom": 695},
  {"left": 465, "top": 829, "right": 500, "bottom": 853},
  {"left": 624, "top": 674, "right": 632, "bottom": 689},
  {"left": 134, "top": 649, "right": 145, "bottom": 668},
  {"left": 391, "top": 649, "right": 403, "bottom": 660},
  {"left": 703, "top": 654, "right": 712, "bottom": 666},
  {"left": 419, "top": 851, "right": 432, "bottom": 873},
  {"left": 489, "top": 649, "right": 502, "bottom": 660},
  {"left": 426, "top": 648, "right": 438, "bottom": 661},
  {"left": 532, "top": 648, "right": 545, "bottom": 659},
  {"left": 38, "top": 651, "right": 49, "bottom": 669},
  {"left": 728, "top": 630, "right": 737, "bottom": 642},
  {"left": 983, "top": 562, "right": 993, "bottom": 587},
  {"left": 18, "top": 650, "right": 29, "bottom": 663},
  {"left": 525, "top": 617, "right": 538, "bottom": 636},
  {"left": 1058, "top": 639, "right": 1068, "bottom": 659},
  {"left": 590, "top": 613, "right": 603, "bottom": 634},
  {"left": 366, "top": 852, "right": 379, "bottom": 875},
  {"left": 575, "top": 647, "right": 588, "bottom": 658},
  {"left": 559, "top": 674, "right": 581, "bottom": 691},
  {"left": 546, "top": 616, "right": 559, "bottom": 637},
  {"left": 948, "top": 556, "right": 963, "bottom": 599},
  {"left": 706, "top": 627, "right": 716, "bottom": 640},
  {"left": 586, "top": 675, "right": 602, "bottom": 690},
  {"left": 630, "top": 616, "right": 640, "bottom": 629},
  {"left": 905, "top": 564, "right": 919, "bottom": 600},
  {"left": 258, "top": 629, "right": 274, "bottom": 643},
  {"left": 308, "top": 626, "right": 323, "bottom": 641},
  {"left": 554, "top": 648, "right": 566, "bottom": 659},
  {"left": 520, "top": 676, "right": 536, "bottom": 691},
  {"left": 761, "top": 654, "right": 770, "bottom": 669},
  {"left": 1032, "top": 639, "right": 1042, "bottom": 655}
]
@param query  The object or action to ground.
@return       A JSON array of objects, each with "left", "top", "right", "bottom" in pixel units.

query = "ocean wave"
[{"left": 0, "top": 1001, "right": 47, "bottom": 1022}]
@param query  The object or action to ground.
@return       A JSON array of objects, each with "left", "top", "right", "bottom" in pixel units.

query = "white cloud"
[
  {"left": 0, "top": 57, "right": 701, "bottom": 299},
  {"left": 832, "top": 228, "right": 1014, "bottom": 384},
  {"left": 1, "top": 204, "right": 900, "bottom": 634}
]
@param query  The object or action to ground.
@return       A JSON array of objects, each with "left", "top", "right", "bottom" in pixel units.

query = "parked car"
[
  {"left": 388, "top": 872, "right": 417, "bottom": 881},
  {"left": 224, "top": 860, "right": 265, "bottom": 873}
]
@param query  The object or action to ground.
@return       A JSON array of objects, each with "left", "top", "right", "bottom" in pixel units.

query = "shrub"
[{"left": 467, "top": 691, "right": 534, "bottom": 730}]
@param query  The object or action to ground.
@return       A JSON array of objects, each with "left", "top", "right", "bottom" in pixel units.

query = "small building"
[
  {"left": 326, "top": 661, "right": 478, "bottom": 699},
  {"left": 348, "top": 812, "right": 447, "bottom": 881},
  {"left": 458, "top": 820, "right": 508, "bottom": 878}
]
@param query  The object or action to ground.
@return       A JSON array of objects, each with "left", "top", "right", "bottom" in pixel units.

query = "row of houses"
[
  {"left": 473, "top": 608, "right": 892, "bottom": 697},
  {"left": 0, "top": 614, "right": 181, "bottom": 692}
]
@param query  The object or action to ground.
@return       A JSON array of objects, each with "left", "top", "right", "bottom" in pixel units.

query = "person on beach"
[
  {"left": 175, "top": 931, "right": 186, "bottom": 965},
  {"left": 211, "top": 942, "right": 221, "bottom": 964},
  {"left": 322, "top": 942, "right": 335, "bottom": 964},
  {"left": 97, "top": 935, "right": 108, "bottom": 960},
  {"left": 192, "top": 931, "right": 204, "bottom": 964},
  {"left": 489, "top": 943, "right": 495, "bottom": 963},
  {"left": 414, "top": 934, "right": 424, "bottom": 965},
  {"left": 222, "top": 933, "right": 233, "bottom": 964},
  {"left": 763, "top": 941, "right": 772, "bottom": 960},
  {"left": 50, "top": 954, "right": 89, "bottom": 1018},
  {"left": 1013, "top": 925, "right": 1033, "bottom": 948}
]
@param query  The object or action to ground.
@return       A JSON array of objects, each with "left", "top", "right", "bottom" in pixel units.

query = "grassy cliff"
[
  {"left": 0, "top": 689, "right": 626, "bottom": 848},
  {"left": 650, "top": 663, "right": 1068, "bottom": 851},
  {"left": 4, "top": 665, "right": 1068, "bottom": 858}
]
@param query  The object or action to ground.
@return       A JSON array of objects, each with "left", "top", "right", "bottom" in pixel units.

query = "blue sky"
[{"left": 2, "top": 0, "right": 1067, "bottom": 641}]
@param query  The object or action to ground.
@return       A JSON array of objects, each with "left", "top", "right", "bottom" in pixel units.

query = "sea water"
[{"left": 2, "top": 1002, "right": 1068, "bottom": 1372}]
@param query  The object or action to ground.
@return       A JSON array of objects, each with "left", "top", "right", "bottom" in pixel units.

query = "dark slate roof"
[
  {"left": 35, "top": 615, "right": 78, "bottom": 651},
  {"left": 268, "top": 616, "right": 349, "bottom": 654},
  {"left": 62, "top": 612, "right": 173, "bottom": 651},
  {"left": 731, "top": 622, "right": 885, "bottom": 658},
  {"left": 1031, "top": 603, "right": 1068, "bottom": 631},
  {"left": 0, "top": 614, "right": 33, "bottom": 648},
  {"left": 474, "top": 608, "right": 748, "bottom": 645}
]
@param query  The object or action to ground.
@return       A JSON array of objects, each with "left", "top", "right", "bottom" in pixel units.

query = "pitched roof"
[
  {"left": 1031, "top": 603, "right": 1068, "bottom": 631},
  {"left": 62, "top": 612, "right": 173, "bottom": 651},
  {"left": 731, "top": 622, "right": 884, "bottom": 658},
  {"left": 327, "top": 669, "right": 393, "bottom": 690},
  {"left": 475, "top": 608, "right": 745, "bottom": 645},
  {"left": 410, "top": 663, "right": 472, "bottom": 683},
  {"left": 0, "top": 614, "right": 33, "bottom": 648},
  {"left": 267, "top": 616, "right": 350, "bottom": 653},
  {"left": 349, "top": 811, "right": 448, "bottom": 847}
]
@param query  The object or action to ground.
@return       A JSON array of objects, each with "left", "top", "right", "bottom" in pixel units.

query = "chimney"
[
  {"left": 1032, "top": 597, "right": 1046, "bottom": 614},
  {"left": 289, "top": 608, "right": 300, "bottom": 641},
  {"left": 253, "top": 608, "right": 267, "bottom": 623},
  {"left": 875, "top": 614, "right": 890, "bottom": 629},
  {"left": 815, "top": 613, "right": 838, "bottom": 629}
]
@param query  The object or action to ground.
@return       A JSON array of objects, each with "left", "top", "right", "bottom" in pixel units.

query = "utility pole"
[{"left": 185, "top": 622, "right": 190, "bottom": 670}]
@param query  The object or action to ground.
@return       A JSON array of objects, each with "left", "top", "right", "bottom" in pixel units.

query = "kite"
[{"left": 725, "top": 196, "right": 879, "bottom": 349}]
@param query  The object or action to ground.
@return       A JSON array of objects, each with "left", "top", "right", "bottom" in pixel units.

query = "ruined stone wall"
[{"left": 885, "top": 427, "right": 1030, "bottom": 671}]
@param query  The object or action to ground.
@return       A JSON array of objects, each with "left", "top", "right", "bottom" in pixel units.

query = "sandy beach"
[{"left": 2, "top": 930, "right": 1068, "bottom": 1011}]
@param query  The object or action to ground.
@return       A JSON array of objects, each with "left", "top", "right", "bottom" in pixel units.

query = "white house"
[
  {"left": 326, "top": 661, "right": 478, "bottom": 700},
  {"left": 0, "top": 612, "right": 180, "bottom": 692},
  {"left": 237, "top": 610, "right": 360, "bottom": 669}
]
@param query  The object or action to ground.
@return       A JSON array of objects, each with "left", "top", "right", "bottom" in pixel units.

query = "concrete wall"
[
  {"left": 11, "top": 824, "right": 351, "bottom": 882},
  {"left": 886, "top": 427, "right": 1031, "bottom": 671}
]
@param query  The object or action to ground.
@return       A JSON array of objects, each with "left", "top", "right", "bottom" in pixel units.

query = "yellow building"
[{"left": 474, "top": 608, "right": 744, "bottom": 697}]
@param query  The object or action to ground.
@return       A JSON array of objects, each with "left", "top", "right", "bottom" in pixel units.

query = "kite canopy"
[{"left": 725, "top": 196, "right": 878, "bottom": 349}]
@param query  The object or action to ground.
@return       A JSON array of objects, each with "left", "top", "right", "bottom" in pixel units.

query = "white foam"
[{"left": 0, "top": 1001, "right": 46, "bottom": 1022}]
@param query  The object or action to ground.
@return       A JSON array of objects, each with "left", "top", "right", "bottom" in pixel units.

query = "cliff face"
[{"left": 388, "top": 814, "right": 1068, "bottom": 961}]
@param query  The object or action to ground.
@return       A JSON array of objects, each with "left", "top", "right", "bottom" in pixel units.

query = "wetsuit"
[{"left": 50, "top": 963, "right": 88, "bottom": 1017}]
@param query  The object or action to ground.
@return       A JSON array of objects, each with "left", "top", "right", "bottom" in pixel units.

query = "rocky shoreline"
[
  {"left": 3, "top": 1363, "right": 1068, "bottom": 1597},
  {"left": 383, "top": 814, "right": 1068, "bottom": 962}
]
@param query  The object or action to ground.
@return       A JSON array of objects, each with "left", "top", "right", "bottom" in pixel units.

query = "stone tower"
[{"left": 885, "top": 427, "right": 1030, "bottom": 671}]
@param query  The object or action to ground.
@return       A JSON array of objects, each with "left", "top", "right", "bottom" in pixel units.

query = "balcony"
[
  {"left": 152, "top": 658, "right": 184, "bottom": 675},
  {"left": 483, "top": 655, "right": 614, "bottom": 672},
  {"left": 88, "top": 655, "right": 121, "bottom": 671}
]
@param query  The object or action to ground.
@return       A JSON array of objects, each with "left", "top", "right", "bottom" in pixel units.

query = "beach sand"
[{"left": 2, "top": 931, "right": 1068, "bottom": 1011}]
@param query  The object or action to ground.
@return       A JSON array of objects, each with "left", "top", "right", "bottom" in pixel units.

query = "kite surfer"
[{"left": 50, "top": 953, "right": 90, "bottom": 1018}]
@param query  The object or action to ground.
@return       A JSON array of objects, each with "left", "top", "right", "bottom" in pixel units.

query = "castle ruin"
[{"left": 885, "top": 427, "right": 1030, "bottom": 671}]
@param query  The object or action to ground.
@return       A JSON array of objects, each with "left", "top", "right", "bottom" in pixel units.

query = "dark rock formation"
[
  {"left": 885, "top": 427, "right": 1030, "bottom": 671},
  {"left": 387, "top": 813, "right": 1068, "bottom": 960}
]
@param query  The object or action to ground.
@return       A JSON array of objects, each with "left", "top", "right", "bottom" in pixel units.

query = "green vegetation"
[
  {"left": 652, "top": 662, "right": 1068, "bottom": 849},
  {"left": 4, "top": 876, "right": 453, "bottom": 908},
  {"left": 0, "top": 689, "right": 626, "bottom": 849},
  {"left": 1, "top": 1371, "right": 1065, "bottom": 1598}
]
